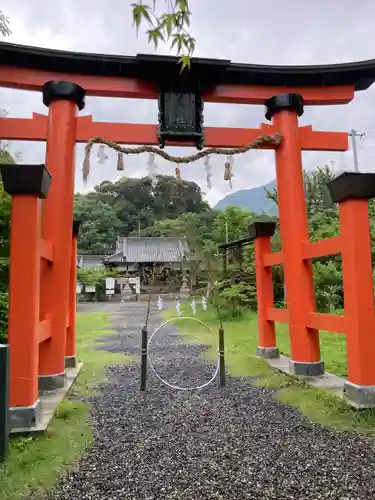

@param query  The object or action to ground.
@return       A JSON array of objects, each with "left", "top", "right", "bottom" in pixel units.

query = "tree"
[
  {"left": 74, "top": 194, "right": 122, "bottom": 254},
  {"left": 265, "top": 166, "right": 337, "bottom": 218},
  {"left": 305, "top": 166, "right": 337, "bottom": 217},
  {"left": 0, "top": 151, "right": 12, "bottom": 261},
  {"left": 216, "top": 273, "right": 257, "bottom": 317},
  {"left": 77, "top": 267, "right": 119, "bottom": 286},
  {"left": 74, "top": 175, "right": 211, "bottom": 253},
  {"left": 265, "top": 165, "right": 344, "bottom": 312},
  {"left": 131, "top": 1, "right": 194, "bottom": 71},
  {"left": 0, "top": 147, "right": 16, "bottom": 343},
  {"left": 212, "top": 205, "right": 255, "bottom": 244}
]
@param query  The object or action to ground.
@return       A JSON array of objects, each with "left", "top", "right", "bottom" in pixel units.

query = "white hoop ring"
[{"left": 147, "top": 316, "right": 220, "bottom": 391}]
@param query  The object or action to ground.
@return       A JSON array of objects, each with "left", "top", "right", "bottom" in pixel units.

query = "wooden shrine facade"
[{"left": 103, "top": 237, "right": 193, "bottom": 294}]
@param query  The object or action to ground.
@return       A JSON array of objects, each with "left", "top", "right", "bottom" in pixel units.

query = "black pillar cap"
[
  {"left": 249, "top": 221, "right": 276, "bottom": 240},
  {"left": 265, "top": 93, "right": 304, "bottom": 121},
  {"left": 327, "top": 171, "right": 375, "bottom": 203},
  {"left": 73, "top": 219, "right": 81, "bottom": 238},
  {"left": 43, "top": 81, "right": 86, "bottom": 111},
  {"left": 0, "top": 164, "right": 51, "bottom": 199}
]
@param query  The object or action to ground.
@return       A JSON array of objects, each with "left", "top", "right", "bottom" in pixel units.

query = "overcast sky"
[{"left": 2, "top": 0, "right": 375, "bottom": 205}]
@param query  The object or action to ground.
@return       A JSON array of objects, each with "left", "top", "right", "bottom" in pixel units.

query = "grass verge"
[
  {"left": 164, "top": 305, "right": 375, "bottom": 436},
  {"left": 0, "top": 311, "right": 132, "bottom": 500}
]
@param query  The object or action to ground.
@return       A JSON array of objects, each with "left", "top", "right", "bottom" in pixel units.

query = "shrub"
[{"left": 0, "top": 291, "right": 8, "bottom": 344}]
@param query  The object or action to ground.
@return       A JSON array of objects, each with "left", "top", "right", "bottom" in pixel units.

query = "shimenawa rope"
[{"left": 82, "top": 133, "right": 282, "bottom": 182}]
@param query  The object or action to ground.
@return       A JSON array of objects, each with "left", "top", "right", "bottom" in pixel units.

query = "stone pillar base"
[
  {"left": 344, "top": 381, "right": 375, "bottom": 408},
  {"left": 289, "top": 360, "right": 324, "bottom": 377},
  {"left": 9, "top": 399, "right": 42, "bottom": 430},
  {"left": 256, "top": 346, "right": 280, "bottom": 359},
  {"left": 65, "top": 355, "right": 77, "bottom": 368},
  {"left": 38, "top": 372, "right": 65, "bottom": 392}
]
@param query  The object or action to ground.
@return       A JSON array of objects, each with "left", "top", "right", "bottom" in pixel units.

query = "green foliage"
[
  {"left": 305, "top": 166, "right": 337, "bottom": 216},
  {"left": 131, "top": 1, "right": 194, "bottom": 71},
  {"left": 74, "top": 195, "right": 121, "bottom": 254},
  {"left": 265, "top": 165, "right": 337, "bottom": 217},
  {"left": 75, "top": 175, "right": 210, "bottom": 253},
  {"left": 216, "top": 280, "right": 257, "bottom": 317},
  {"left": 76, "top": 268, "right": 119, "bottom": 286},
  {"left": 0, "top": 292, "right": 8, "bottom": 344},
  {"left": 0, "top": 146, "right": 15, "bottom": 343},
  {"left": 212, "top": 205, "right": 255, "bottom": 243},
  {"left": 265, "top": 165, "right": 348, "bottom": 312},
  {"left": 313, "top": 259, "right": 343, "bottom": 313},
  {"left": 0, "top": 148, "right": 13, "bottom": 260}
]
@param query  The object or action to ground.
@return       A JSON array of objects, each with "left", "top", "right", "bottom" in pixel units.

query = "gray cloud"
[{"left": 1, "top": 0, "right": 375, "bottom": 205}]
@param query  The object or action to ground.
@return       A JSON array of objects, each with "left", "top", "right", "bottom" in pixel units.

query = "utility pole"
[
  {"left": 349, "top": 129, "right": 365, "bottom": 172},
  {"left": 138, "top": 217, "right": 141, "bottom": 238}
]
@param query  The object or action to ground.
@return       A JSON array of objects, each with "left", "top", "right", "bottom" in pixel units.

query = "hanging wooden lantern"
[{"left": 158, "top": 84, "right": 204, "bottom": 150}]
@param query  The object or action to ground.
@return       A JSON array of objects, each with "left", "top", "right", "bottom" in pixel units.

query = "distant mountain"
[
  {"left": 214, "top": 166, "right": 343, "bottom": 214},
  {"left": 214, "top": 179, "right": 277, "bottom": 215}
]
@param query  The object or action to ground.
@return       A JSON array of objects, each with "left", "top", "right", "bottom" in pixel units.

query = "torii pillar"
[
  {"left": 265, "top": 94, "right": 324, "bottom": 376},
  {"left": 39, "top": 81, "right": 85, "bottom": 389}
]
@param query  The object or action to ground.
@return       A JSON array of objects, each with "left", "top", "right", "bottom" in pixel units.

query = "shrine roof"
[
  {"left": 77, "top": 255, "right": 105, "bottom": 269},
  {"left": 1, "top": 42, "right": 375, "bottom": 91},
  {"left": 105, "top": 237, "right": 191, "bottom": 263}
]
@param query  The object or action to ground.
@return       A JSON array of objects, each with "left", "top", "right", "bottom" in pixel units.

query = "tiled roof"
[
  {"left": 106, "top": 237, "right": 191, "bottom": 263},
  {"left": 77, "top": 255, "right": 105, "bottom": 268}
]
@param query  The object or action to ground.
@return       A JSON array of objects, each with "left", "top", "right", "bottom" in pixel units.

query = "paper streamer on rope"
[
  {"left": 202, "top": 296, "right": 207, "bottom": 311},
  {"left": 176, "top": 299, "right": 182, "bottom": 317},
  {"left": 191, "top": 298, "right": 197, "bottom": 316},
  {"left": 157, "top": 295, "right": 163, "bottom": 311},
  {"left": 175, "top": 166, "right": 183, "bottom": 185},
  {"left": 117, "top": 151, "right": 124, "bottom": 171},
  {"left": 82, "top": 133, "right": 282, "bottom": 183},
  {"left": 204, "top": 156, "right": 212, "bottom": 190},
  {"left": 224, "top": 155, "right": 234, "bottom": 188},
  {"left": 147, "top": 152, "right": 158, "bottom": 187},
  {"left": 97, "top": 144, "right": 108, "bottom": 165}
]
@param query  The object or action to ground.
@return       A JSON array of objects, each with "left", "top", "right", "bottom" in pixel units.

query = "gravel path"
[{"left": 51, "top": 302, "right": 375, "bottom": 500}]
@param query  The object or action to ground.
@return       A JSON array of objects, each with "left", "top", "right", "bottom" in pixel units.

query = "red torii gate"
[{"left": 1, "top": 43, "right": 375, "bottom": 429}]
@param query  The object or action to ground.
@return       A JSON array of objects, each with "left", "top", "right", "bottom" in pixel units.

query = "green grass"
[
  {"left": 277, "top": 387, "right": 375, "bottom": 434},
  {"left": 165, "top": 305, "right": 375, "bottom": 435},
  {"left": 164, "top": 307, "right": 274, "bottom": 378},
  {"left": 0, "top": 312, "right": 132, "bottom": 500},
  {"left": 275, "top": 323, "right": 348, "bottom": 378}
]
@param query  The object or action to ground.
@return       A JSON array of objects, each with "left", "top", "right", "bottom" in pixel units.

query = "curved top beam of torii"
[{"left": 0, "top": 42, "right": 374, "bottom": 104}]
